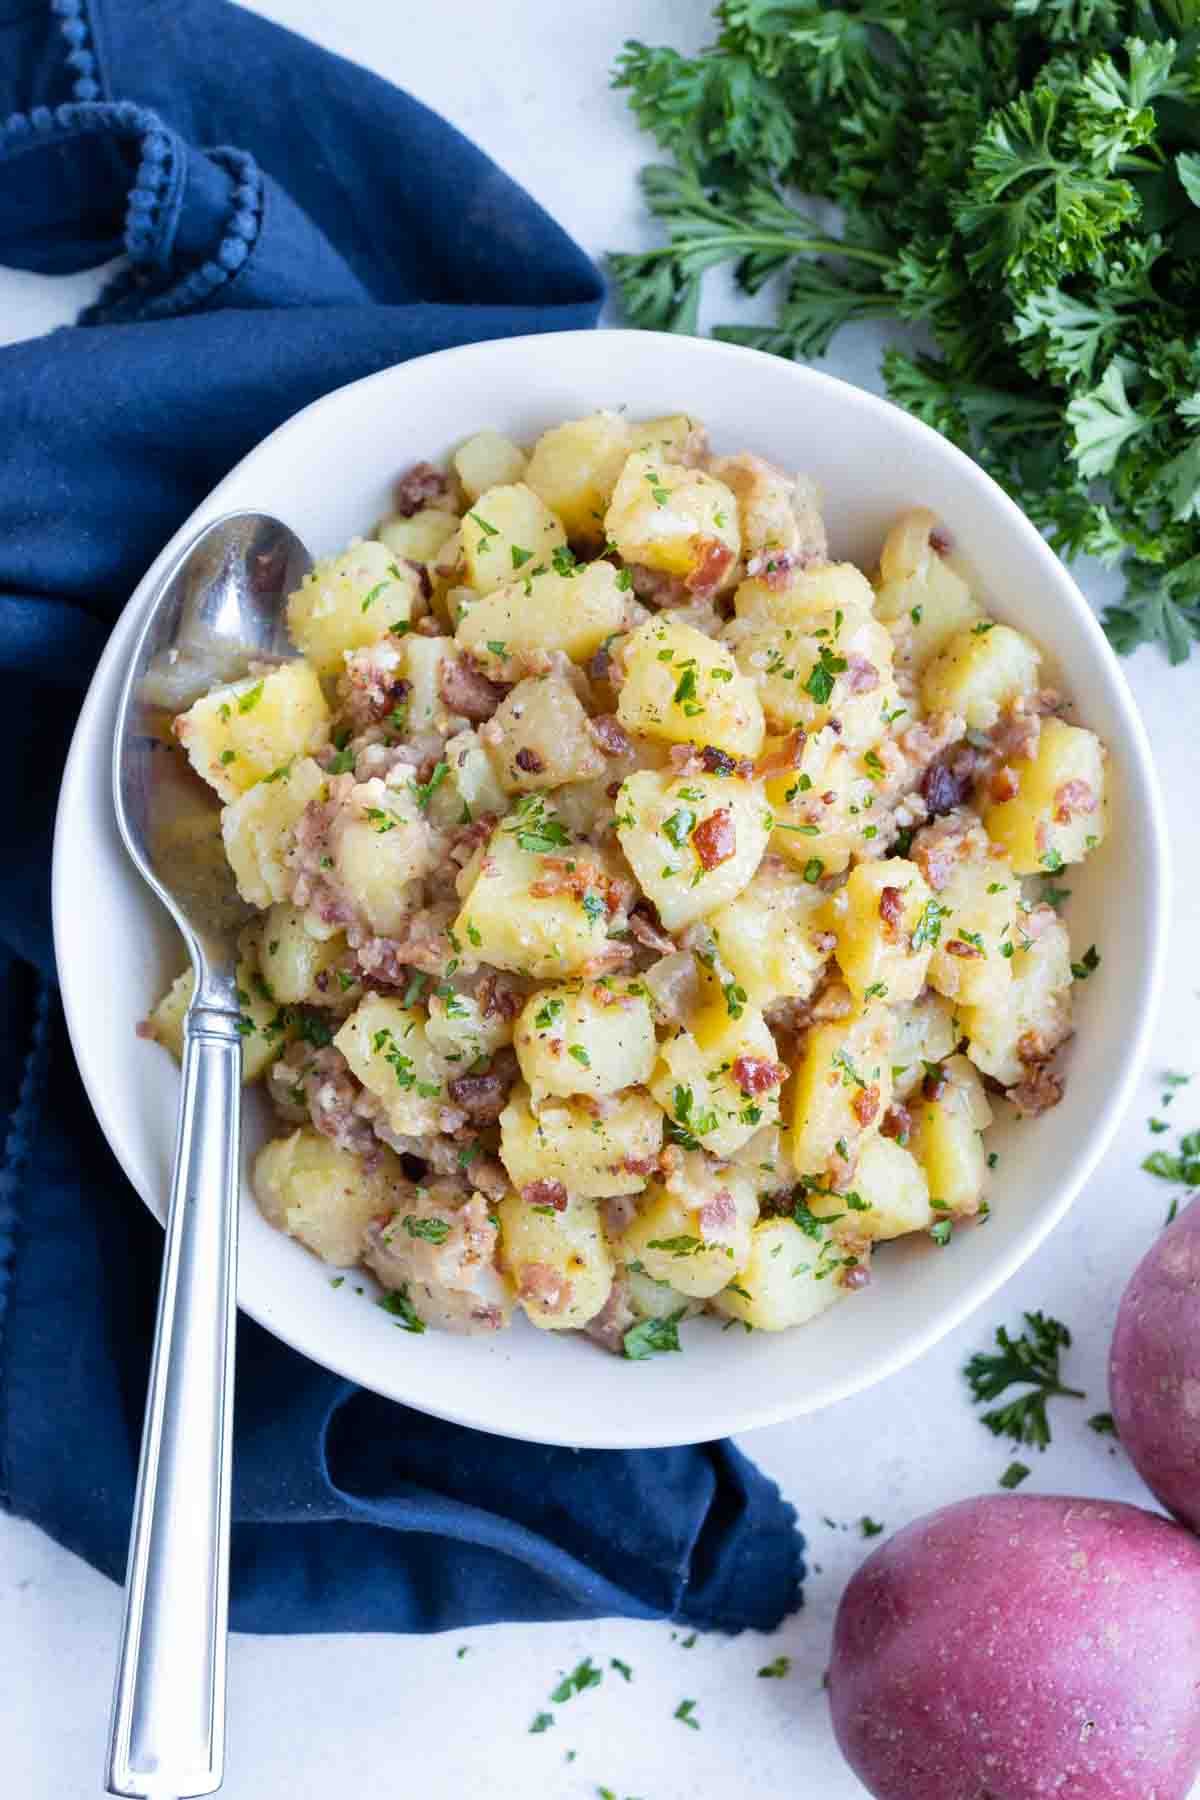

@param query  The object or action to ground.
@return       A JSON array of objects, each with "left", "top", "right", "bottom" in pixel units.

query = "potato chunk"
[
  {"left": 498, "top": 1190, "right": 615, "bottom": 1330},
  {"left": 890, "top": 991, "right": 959, "bottom": 1099},
  {"left": 620, "top": 1154, "right": 759, "bottom": 1298},
  {"left": 606, "top": 451, "right": 741, "bottom": 590},
  {"left": 615, "top": 768, "right": 771, "bottom": 933},
  {"left": 764, "top": 727, "right": 880, "bottom": 876},
  {"left": 907, "top": 1053, "right": 993, "bottom": 1217},
  {"left": 650, "top": 999, "right": 785, "bottom": 1158},
  {"left": 790, "top": 1004, "right": 893, "bottom": 1183},
  {"left": 334, "top": 994, "right": 449, "bottom": 1136},
  {"left": 286, "top": 542, "right": 420, "bottom": 677},
  {"left": 523, "top": 411, "right": 632, "bottom": 545},
  {"left": 454, "top": 804, "right": 630, "bottom": 979},
  {"left": 332, "top": 772, "right": 439, "bottom": 938},
  {"left": 483, "top": 671, "right": 605, "bottom": 794},
  {"left": 455, "top": 559, "right": 626, "bottom": 676},
  {"left": 825, "top": 858, "right": 934, "bottom": 1006},
  {"left": 984, "top": 717, "right": 1107, "bottom": 874},
  {"left": 711, "top": 1218, "right": 859, "bottom": 1331},
  {"left": 175, "top": 662, "right": 329, "bottom": 802},
  {"left": 426, "top": 728, "right": 509, "bottom": 832},
  {"left": 922, "top": 838, "right": 1019, "bottom": 1010},
  {"left": 254, "top": 1128, "right": 402, "bottom": 1266},
  {"left": 708, "top": 452, "right": 823, "bottom": 568},
  {"left": 616, "top": 616, "right": 764, "bottom": 757},
  {"left": 377, "top": 508, "right": 460, "bottom": 566},
  {"left": 873, "top": 510, "right": 982, "bottom": 673},
  {"left": 424, "top": 985, "right": 515, "bottom": 1065},
  {"left": 498, "top": 1086, "right": 663, "bottom": 1198},
  {"left": 221, "top": 754, "right": 325, "bottom": 908},
  {"left": 809, "top": 1135, "right": 934, "bottom": 1242},
  {"left": 146, "top": 959, "right": 293, "bottom": 1083},
  {"left": 920, "top": 623, "right": 1041, "bottom": 730},
  {"left": 513, "top": 979, "right": 656, "bottom": 1103},
  {"left": 961, "top": 910, "right": 1073, "bottom": 1086},
  {"left": 630, "top": 413, "right": 707, "bottom": 463},
  {"left": 453, "top": 430, "right": 527, "bottom": 503},
  {"left": 254, "top": 904, "right": 351, "bottom": 1005},
  {"left": 706, "top": 860, "right": 830, "bottom": 1008},
  {"left": 733, "top": 560, "right": 874, "bottom": 629},
  {"left": 725, "top": 610, "right": 903, "bottom": 746},
  {"left": 460, "top": 483, "right": 566, "bottom": 595}
]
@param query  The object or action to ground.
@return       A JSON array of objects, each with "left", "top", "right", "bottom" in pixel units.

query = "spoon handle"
[{"left": 106, "top": 980, "right": 242, "bottom": 1799}]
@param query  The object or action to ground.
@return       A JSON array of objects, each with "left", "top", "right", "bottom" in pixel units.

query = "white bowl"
[{"left": 52, "top": 330, "right": 1168, "bottom": 1450}]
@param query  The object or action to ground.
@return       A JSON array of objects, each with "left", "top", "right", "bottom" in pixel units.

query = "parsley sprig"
[{"left": 964, "top": 1310, "right": 1084, "bottom": 1451}]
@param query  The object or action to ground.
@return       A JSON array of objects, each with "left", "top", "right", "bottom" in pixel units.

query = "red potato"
[
  {"left": 829, "top": 1494, "right": 1200, "bottom": 1800},
  {"left": 1110, "top": 1195, "right": 1200, "bottom": 1532}
]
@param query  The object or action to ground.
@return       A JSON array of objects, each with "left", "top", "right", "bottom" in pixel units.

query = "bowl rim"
[{"left": 51, "top": 328, "right": 1170, "bottom": 1448}]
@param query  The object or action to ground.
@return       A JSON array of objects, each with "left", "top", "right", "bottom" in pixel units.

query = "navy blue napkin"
[{"left": 0, "top": 0, "right": 804, "bottom": 1634}]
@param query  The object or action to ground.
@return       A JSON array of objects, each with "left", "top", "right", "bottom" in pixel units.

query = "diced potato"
[
  {"left": 809, "top": 1136, "right": 934, "bottom": 1242},
  {"left": 497, "top": 1190, "right": 615, "bottom": 1330},
  {"left": 221, "top": 754, "right": 325, "bottom": 908},
  {"left": 707, "top": 860, "right": 830, "bottom": 1009},
  {"left": 332, "top": 773, "right": 439, "bottom": 937},
  {"left": 874, "top": 510, "right": 982, "bottom": 672},
  {"left": 454, "top": 806, "right": 629, "bottom": 978},
  {"left": 733, "top": 561, "right": 874, "bottom": 629},
  {"left": 377, "top": 508, "right": 460, "bottom": 566},
  {"left": 144, "top": 956, "right": 292, "bottom": 1083},
  {"left": 625, "top": 1266, "right": 694, "bottom": 1323},
  {"left": 454, "top": 430, "right": 527, "bottom": 503},
  {"left": 984, "top": 718, "right": 1108, "bottom": 874},
  {"left": 523, "top": 412, "right": 632, "bottom": 545},
  {"left": 614, "top": 768, "right": 771, "bottom": 933},
  {"left": 825, "top": 858, "right": 934, "bottom": 1006},
  {"left": 605, "top": 451, "right": 741, "bottom": 588},
  {"left": 498, "top": 1085, "right": 663, "bottom": 1198},
  {"left": 401, "top": 634, "right": 459, "bottom": 734},
  {"left": 255, "top": 904, "right": 351, "bottom": 1005},
  {"left": 962, "top": 911, "right": 1073, "bottom": 1086},
  {"left": 482, "top": 672, "right": 605, "bottom": 793},
  {"left": 920, "top": 623, "right": 1041, "bottom": 730},
  {"left": 764, "top": 727, "right": 881, "bottom": 876},
  {"left": 426, "top": 728, "right": 509, "bottom": 831},
  {"left": 629, "top": 413, "right": 707, "bottom": 463},
  {"left": 725, "top": 610, "right": 903, "bottom": 746},
  {"left": 907, "top": 1053, "right": 993, "bottom": 1216},
  {"left": 455, "top": 560, "right": 626, "bottom": 676},
  {"left": 513, "top": 979, "right": 656, "bottom": 1103},
  {"left": 620, "top": 1154, "right": 759, "bottom": 1298},
  {"left": 650, "top": 999, "right": 784, "bottom": 1158},
  {"left": 790, "top": 1004, "right": 893, "bottom": 1183},
  {"left": 460, "top": 483, "right": 566, "bottom": 595},
  {"left": 286, "top": 542, "right": 420, "bottom": 677},
  {"left": 616, "top": 616, "right": 764, "bottom": 758},
  {"left": 366, "top": 1183, "right": 514, "bottom": 1335},
  {"left": 711, "top": 1218, "right": 859, "bottom": 1331},
  {"left": 890, "top": 991, "right": 960, "bottom": 1099},
  {"left": 144, "top": 968, "right": 193, "bottom": 1062},
  {"left": 924, "top": 844, "right": 1019, "bottom": 1010},
  {"left": 175, "top": 662, "right": 330, "bottom": 802},
  {"left": 425, "top": 985, "right": 515, "bottom": 1064},
  {"left": 334, "top": 993, "right": 449, "bottom": 1136},
  {"left": 708, "top": 452, "right": 821, "bottom": 567},
  {"left": 254, "top": 1128, "right": 402, "bottom": 1266}
]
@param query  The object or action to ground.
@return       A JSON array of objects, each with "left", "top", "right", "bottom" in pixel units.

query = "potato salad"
[{"left": 146, "top": 411, "right": 1109, "bottom": 1355}]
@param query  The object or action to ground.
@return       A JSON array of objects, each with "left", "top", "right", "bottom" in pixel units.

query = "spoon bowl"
[{"left": 106, "top": 511, "right": 310, "bottom": 1800}]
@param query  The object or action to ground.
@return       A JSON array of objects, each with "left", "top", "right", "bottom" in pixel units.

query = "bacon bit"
[
  {"left": 878, "top": 886, "right": 905, "bottom": 939},
  {"left": 698, "top": 1189, "right": 738, "bottom": 1237},
  {"left": 922, "top": 748, "right": 981, "bottom": 817},
  {"left": 580, "top": 944, "right": 635, "bottom": 976},
  {"left": 529, "top": 857, "right": 630, "bottom": 916},
  {"left": 821, "top": 790, "right": 836, "bottom": 806},
  {"left": 929, "top": 526, "right": 953, "bottom": 555},
  {"left": 692, "top": 807, "right": 737, "bottom": 871},
  {"left": 521, "top": 1180, "right": 568, "bottom": 1212},
  {"left": 447, "top": 1051, "right": 518, "bottom": 1123},
  {"left": 405, "top": 559, "right": 434, "bottom": 602},
  {"left": 923, "top": 1065, "right": 949, "bottom": 1102},
  {"left": 517, "top": 1262, "right": 574, "bottom": 1315},
  {"left": 852, "top": 1084, "right": 881, "bottom": 1127},
  {"left": 606, "top": 780, "right": 623, "bottom": 800},
  {"left": 628, "top": 903, "right": 675, "bottom": 954},
  {"left": 588, "top": 643, "right": 613, "bottom": 684},
  {"left": 946, "top": 938, "right": 984, "bottom": 959},
  {"left": 589, "top": 714, "right": 633, "bottom": 757},
  {"left": 591, "top": 980, "right": 635, "bottom": 1010},
  {"left": 1007, "top": 1064, "right": 1065, "bottom": 1117},
  {"left": 514, "top": 746, "right": 545, "bottom": 774},
  {"left": 477, "top": 972, "right": 525, "bottom": 1021},
  {"left": 880, "top": 1102, "right": 912, "bottom": 1143},
  {"left": 673, "top": 743, "right": 756, "bottom": 780},
  {"left": 439, "top": 654, "right": 504, "bottom": 723},
  {"left": 732, "top": 1054, "right": 787, "bottom": 1097},
  {"left": 842, "top": 1263, "right": 872, "bottom": 1291},
  {"left": 686, "top": 536, "right": 736, "bottom": 597},
  {"left": 990, "top": 765, "right": 1020, "bottom": 803},
  {"left": 1054, "top": 778, "right": 1096, "bottom": 824},
  {"left": 394, "top": 460, "right": 451, "bottom": 517},
  {"left": 620, "top": 1154, "right": 659, "bottom": 1178},
  {"left": 745, "top": 549, "right": 802, "bottom": 588},
  {"left": 843, "top": 653, "right": 880, "bottom": 695},
  {"left": 755, "top": 730, "right": 806, "bottom": 780},
  {"left": 1034, "top": 819, "right": 1050, "bottom": 855}
]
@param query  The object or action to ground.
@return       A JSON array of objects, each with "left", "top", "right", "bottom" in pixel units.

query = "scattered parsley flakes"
[
  {"left": 378, "top": 1287, "right": 425, "bottom": 1333},
  {"left": 236, "top": 681, "right": 263, "bottom": 713},
  {"left": 403, "top": 1215, "right": 450, "bottom": 1245},
  {"left": 757, "top": 1656, "right": 791, "bottom": 1679},
  {"left": 550, "top": 1657, "right": 603, "bottom": 1704},
  {"left": 529, "top": 1712, "right": 554, "bottom": 1735},
  {"left": 674, "top": 1698, "right": 700, "bottom": 1730},
  {"left": 1071, "top": 944, "right": 1101, "bottom": 980},
  {"left": 1088, "top": 1411, "right": 1118, "bottom": 1437},
  {"left": 623, "top": 1307, "right": 687, "bottom": 1360},
  {"left": 610, "top": 1657, "right": 633, "bottom": 1682},
  {"left": 859, "top": 1516, "right": 884, "bottom": 1538},
  {"left": 999, "top": 1460, "right": 1031, "bottom": 1489}
]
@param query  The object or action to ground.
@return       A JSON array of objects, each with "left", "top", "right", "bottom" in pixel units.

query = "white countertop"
[{"left": 3, "top": 3, "right": 1196, "bottom": 1795}]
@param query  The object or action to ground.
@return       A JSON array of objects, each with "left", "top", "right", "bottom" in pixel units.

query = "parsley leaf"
[
  {"left": 623, "top": 1307, "right": 687, "bottom": 1360},
  {"left": 964, "top": 1311, "right": 1084, "bottom": 1451}
]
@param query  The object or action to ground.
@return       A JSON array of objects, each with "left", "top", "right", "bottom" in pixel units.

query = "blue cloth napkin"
[{"left": 0, "top": 0, "right": 805, "bottom": 1634}]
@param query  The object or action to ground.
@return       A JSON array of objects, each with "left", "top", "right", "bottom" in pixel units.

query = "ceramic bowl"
[{"left": 52, "top": 330, "right": 1168, "bottom": 1448}]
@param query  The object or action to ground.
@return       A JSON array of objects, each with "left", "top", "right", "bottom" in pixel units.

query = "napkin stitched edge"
[{"left": 0, "top": 976, "right": 53, "bottom": 1512}]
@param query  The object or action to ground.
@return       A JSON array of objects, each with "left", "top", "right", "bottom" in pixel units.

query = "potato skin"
[
  {"left": 829, "top": 1494, "right": 1200, "bottom": 1800},
  {"left": 1110, "top": 1197, "right": 1200, "bottom": 1533}
]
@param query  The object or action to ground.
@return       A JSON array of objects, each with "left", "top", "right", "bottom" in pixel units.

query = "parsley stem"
[{"left": 640, "top": 232, "right": 896, "bottom": 270}]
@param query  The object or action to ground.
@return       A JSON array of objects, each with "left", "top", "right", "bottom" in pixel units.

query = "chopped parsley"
[
  {"left": 674, "top": 1699, "right": 700, "bottom": 1731},
  {"left": 1071, "top": 945, "right": 1101, "bottom": 980},
  {"left": 236, "top": 681, "right": 264, "bottom": 713},
  {"left": 911, "top": 898, "right": 950, "bottom": 950},
  {"left": 378, "top": 1287, "right": 425, "bottom": 1333},
  {"left": 623, "top": 1307, "right": 687, "bottom": 1360},
  {"left": 999, "top": 1461, "right": 1031, "bottom": 1489},
  {"left": 403, "top": 1215, "right": 450, "bottom": 1245},
  {"left": 568, "top": 1044, "right": 592, "bottom": 1068},
  {"left": 803, "top": 645, "right": 847, "bottom": 706},
  {"left": 757, "top": 1656, "right": 791, "bottom": 1679}
]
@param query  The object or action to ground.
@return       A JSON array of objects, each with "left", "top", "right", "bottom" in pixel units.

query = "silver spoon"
[{"left": 108, "top": 512, "right": 311, "bottom": 1798}]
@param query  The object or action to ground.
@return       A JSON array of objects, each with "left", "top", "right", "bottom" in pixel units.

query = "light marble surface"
[{"left": 2, "top": 3, "right": 1197, "bottom": 1795}]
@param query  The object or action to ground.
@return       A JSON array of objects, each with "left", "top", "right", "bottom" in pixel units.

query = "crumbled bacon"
[
  {"left": 529, "top": 857, "right": 631, "bottom": 917},
  {"left": 912, "top": 810, "right": 985, "bottom": 892},
  {"left": 628, "top": 902, "right": 675, "bottom": 954},
  {"left": 446, "top": 1049, "right": 518, "bottom": 1123},
  {"left": 843, "top": 653, "right": 880, "bottom": 695},
  {"left": 686, "top": 536, "right": 736, "bottom": 597},
  {"left": 1007, "top": 1063, "right": 1065, "bottom": 1116},
  {"left": 852, "top": 1084, "right": 881, "bottom": 1127},
  {"left": 990, "top": 766, "right": 1020, "bottom": 803},
  {"left": 732, "top": 1055, "right": 787, "bottom": 1097},
  {"left": 448, "top": 813, "right": 496, "bottom": 867},
  {"left": 627, "top": 564, "right": 690, "bottom": 607},
  {"left": 589, "top": 714, "right": 633, "bottom": 757},
  {"left": 521, "top": 1179, "right": 568, "bottom": 1212},
  {"left": 514, "top": 746, "right": 545, "bottom": 774},
  {"left": 878, "top": 886, "right": 904, "bottom": 938},
  {"left": 517, "top": 1262, "right": 574, "bottom": 1315},
  {"left": 438, "top": 654, "right": 504, "bottom": 723},
  {"left": 394, "top": 460, "right": 451, "bottom": 517},
  {"left": 745, "top": 549, "right": 805, "bottom": 588},
  {"left": 921, "top": 744, "right": 986, "bottom": 818},
  {"left": 946, "top": 938, "right": 984, "bottom": 959},
  {"left": 698, "top": 1189, "right": 738, "bottom": 1238},
  {"left": 477, "top": 971, "right": 526, "bottom": 1021},
  {"left": 755, "top": 730, "right": 806, "bottom": 781},
  {"left": 580, "top": 943, "right": 636, "bottom": 976},
  {"left": 929, "top": 526, "right": 953, "bottom": 555},
  {"left": 1054, "top": 778, "right": 1096, "bottom": 824},
  {"left": 880, "top": 1102, "right": 912, "bottom": 1143},
  {"left": 584, "top": 1276, "right": 637, "bottom": 1353},
  {"left": 842, "top": 1263, "right": 872, "bottom": 1291},
  {"left": 923, "top": 1065, "right": 948, "bottom": 1102},
  {"left": 691, "top": 807, "right": 737, "bottom": 871},
  {"left": 620, "top": 1154, "right": 659, "bottom": 1178}
]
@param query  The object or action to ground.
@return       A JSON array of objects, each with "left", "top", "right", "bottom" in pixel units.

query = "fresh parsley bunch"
[{"left": 611, "top": 0, "right": 1200, "bottom": 663}]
